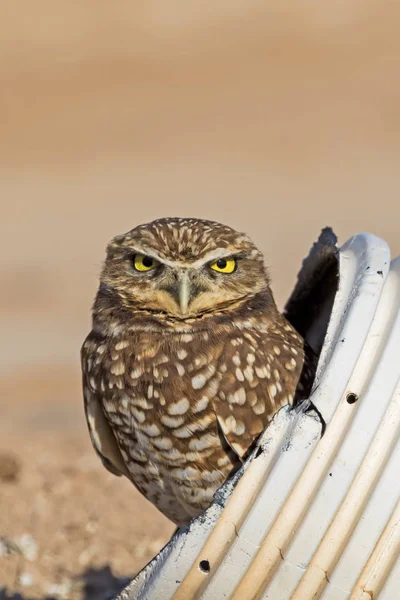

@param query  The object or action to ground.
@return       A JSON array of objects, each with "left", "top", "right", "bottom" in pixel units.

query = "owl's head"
[{"left": 97, "top": 218, "right": 273, "bottom": 322}]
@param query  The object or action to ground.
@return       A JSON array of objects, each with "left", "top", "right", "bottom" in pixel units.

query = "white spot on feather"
[
  {"left": 189, "top": 434, "right": 218, "bottom": 451},
  {"left": 236, "top": 368, "right": 245, "bottom": 382},
  {"left": 255, "top": 366, "right": 268, "bottom": 379},
  {"left": 228, "top": 388, "right": 246, "bottom": 405},
  {"left": 131, "top": 407, "right": 145, "bottom": 423},
  {"left": 115, "top": 340, "right": 129, "bottom": 350},
  {"left": 130, "top": 367, "right": 143, "bottom": 379},
  {"left": 224, "top": 415, "right": 236, "bottom": 432},
  {"left": 232, "top": 354, "right": 241, "bottom": 366},
  {"left": 175, "top": 363, "right": 185, "bottom": 376},
  {"left": 192, "top": 374, "right": 207, "bottom": 389},
  {"left": 247, "top": 353, "right": 255, "bottom": 365},
  {"left": 244, "top": 366, "right": 254, "bottom": 382},
  {"left": 141, "top": 424, "right": 161, "bottom": 437},
  {"left": 161, "top": 414, "right": 185, "bottom": 428},
  {"left": 269, "top": 384, "right": 277, "bottom": 398},
  {"left": 110, "top": 362, "right": 125, "bottom": 376},
  {"left": 234, "top": 420, "right": 245, "bottom": 435},
  {"left": 168, "top": 398, "right": 189, "bottom": 415},
  {"left": 253, "top": 402, "right": 265, "bottom": 415},
  {"left": 171, "top": 466, "right": 199, "bottom": 481},
  {"left": 202, "top": 470, "right": 224, "bottom": 483},
  {"left": 153, "top": 437, "right": 173, "bottom": 450},
  {"left": 193, "top": 396, "right": 209, "bottom": 413}
]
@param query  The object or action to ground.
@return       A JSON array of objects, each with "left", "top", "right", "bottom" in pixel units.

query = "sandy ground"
[
  {"left": 1, "top": 2, "right": 400, "bottom": 598},
  {"left": 0, "top": 371, "right": 174, "bottom": 599},
  {"left": 0, "top": 434, "right": 173, "bottom": 599}
]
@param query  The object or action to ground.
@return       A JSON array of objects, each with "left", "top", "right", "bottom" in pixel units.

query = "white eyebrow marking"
[
  {"left": 123, "top": 246, "right": 241, "bottom": 269},
  {"left": 189, "top": 249, "right": 239, "bottom": 268},
  {"left": 122, "top": 246, "right": 173, "bottom": 265}
]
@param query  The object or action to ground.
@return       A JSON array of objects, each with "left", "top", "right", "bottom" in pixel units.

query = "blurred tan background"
[{"left": 1, "top": 2, "right": 399, "bottom": 598}]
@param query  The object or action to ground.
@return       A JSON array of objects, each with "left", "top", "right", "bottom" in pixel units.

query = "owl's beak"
[{"left": 178, "top": 272, "right": 191, "bottom": 315}]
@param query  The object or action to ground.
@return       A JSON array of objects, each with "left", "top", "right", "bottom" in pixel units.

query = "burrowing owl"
[{"left": 81, "top": 218, "right": 315, "bottom": 526}]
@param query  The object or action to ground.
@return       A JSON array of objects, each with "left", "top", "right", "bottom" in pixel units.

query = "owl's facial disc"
[
  {"left": 101, "top": 219, "right": 270, "bottom": 321},
  {"left": 124, "top": 250, "right": 266, "bottom": 318}
]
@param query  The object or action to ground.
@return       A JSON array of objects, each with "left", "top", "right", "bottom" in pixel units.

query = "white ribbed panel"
[{"left": 117, "top": 235, "right": 400, "bottom": 600}]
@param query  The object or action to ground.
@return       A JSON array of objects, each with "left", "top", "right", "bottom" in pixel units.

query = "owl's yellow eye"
[
  {"left": 209, "top": 257, "right": 236, "bottom": 273},
  {"left": 133, "top": 254, "right": 158, "bottom": 272}
]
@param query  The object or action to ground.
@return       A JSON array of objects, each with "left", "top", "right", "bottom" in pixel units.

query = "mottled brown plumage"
[{"left": 81, "top": 218, "right": 315, "bottom": 525}]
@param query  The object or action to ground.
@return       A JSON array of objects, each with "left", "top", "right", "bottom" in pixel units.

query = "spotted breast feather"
[{"left": 82, "top": 311, "right": 312, "bottom": 526}]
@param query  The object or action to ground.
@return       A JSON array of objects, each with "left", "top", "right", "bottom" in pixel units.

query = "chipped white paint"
[{"left": 117, "top": 232, "right": 400, "bottom": 600}]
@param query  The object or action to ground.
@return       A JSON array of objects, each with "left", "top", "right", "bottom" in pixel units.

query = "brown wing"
[
  {"left": 81, "top": 336, "right": 130, "bottom": 479},
  {"left": 214, "top": 318, "right": 306, "bottom": 460}
]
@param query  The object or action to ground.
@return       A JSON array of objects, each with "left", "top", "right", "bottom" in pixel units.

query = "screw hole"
[
  {"left": 199, "top": 559, "right": 210, "bottom": 573},
  {"left": 346, "top": 392, "right": 359, "bottom": 405}
]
